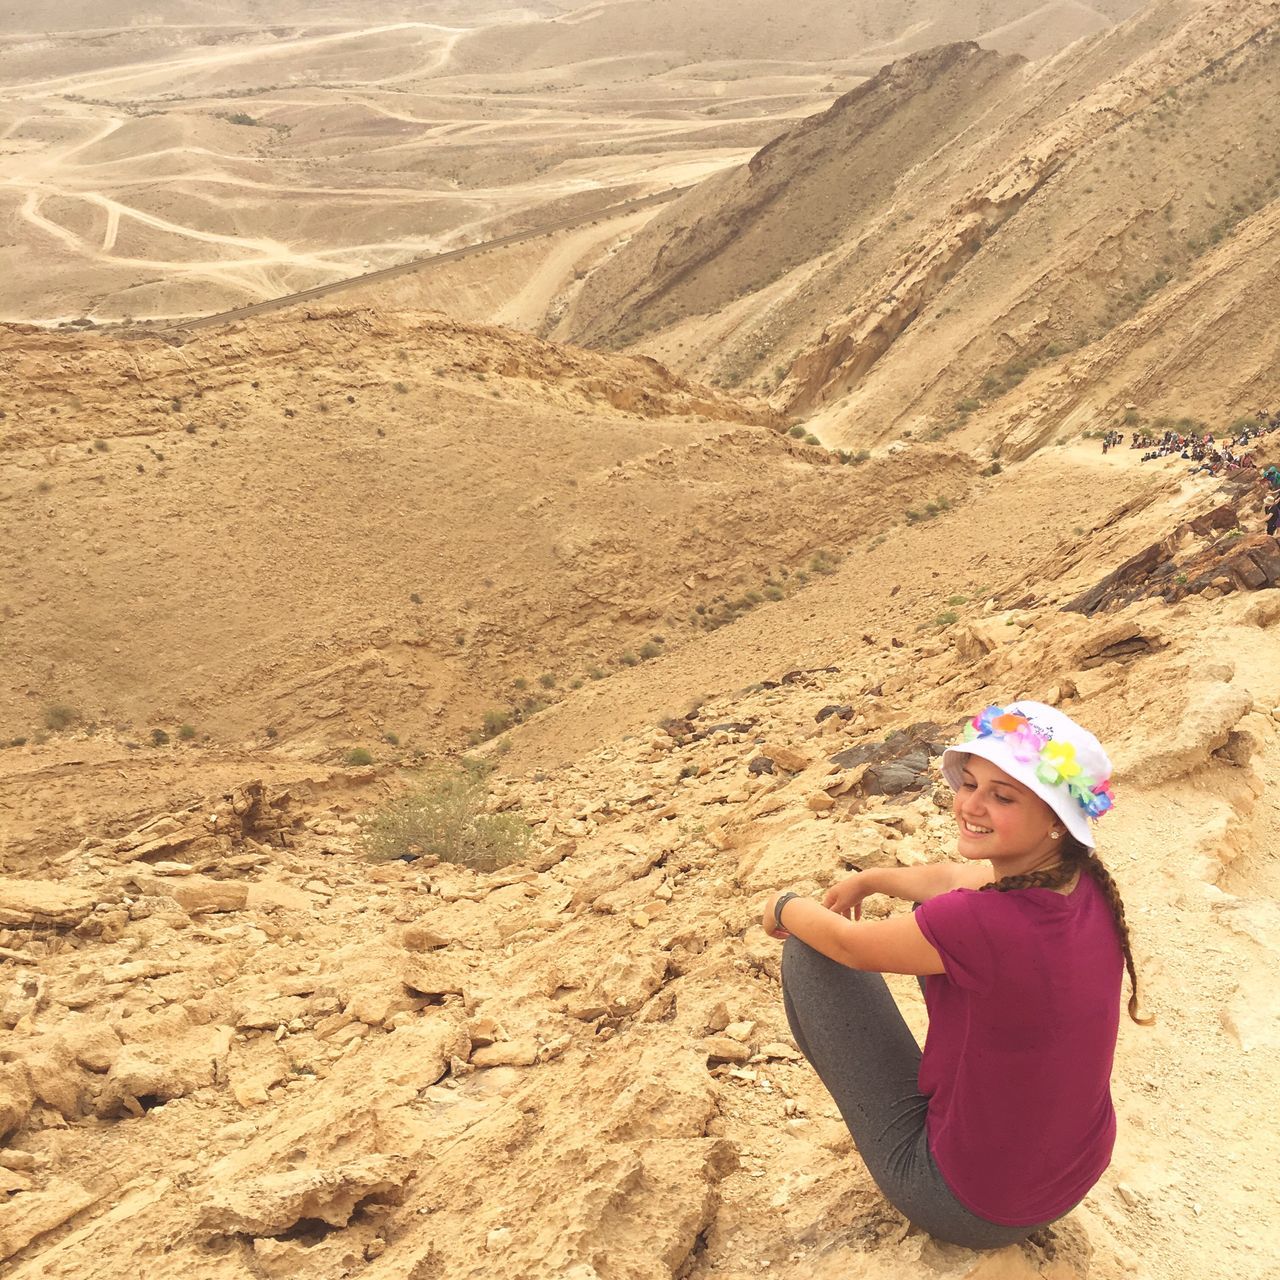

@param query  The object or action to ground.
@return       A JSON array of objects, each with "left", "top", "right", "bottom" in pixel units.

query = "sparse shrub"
[
  {"left": 43, "top": 704, "right": 79, "bottom": 730},
  {"left": 955, "top": 398, "right": 980, "bottom": 414},
  {"left": 538, "top": 673, "right": 556, "bottom": 689},
  {"left": 383, "top": 731, "right": 400, "bottom": 746},
  {"left": 393, "top": 382, "right": 409, "bottom": 394},
  {"left": 1174, "top": 573, "right": 1188, "bottom": 585},
  {"left": 569, "top": 677, "right": 583, "bottom": 690},
  {"left": 639, "top": 641, "right": 662, "bottom": 660},
  {"left": 982, "top": 461, "right": 1003, "bottom": 476},
  {"left": 513, "top": 677, "right": 528, "bottom": 691},
  {"left": 265, "top": 726, "right": 278, "bottom": 739},
  {"left": 925, "top": 502, "right": 940, "bottom": 516},
  {"left": 9, "top": 736, "right": 28, "bottom": 747},
  {"left": 905, "top": 509, "right": 922, "bottom": 523},
  {"left": 588, "top": 665, "right": 606, "bottom": 680},
  {"left": 344, "top": 746, "right": 374, "bottom": 766},
  {"left": 482, "top": 708, "right": 512, "bottom": 738},
  {"left": 92, "top": 439, "right": 108, "bottom": 452},
  {"left": 620, "top": 651, "right": 639, "bottom": 667},
  {"left": 788, "top": 425, "right": 806, "bottom": 438},
  {"left": 935, "top": 611, "right": 959, "bottom": 627},
  {"left": 222, "top": 111, "right": 261, "bottom": 126},
  {"left": 765, "top": 585, "right": 784, "bottom": 601},
  {"left": 803, "top": 433, "right": 820, "bottom": 445},
  {"left": 362, "top": 765, "right": 530, "bottom": 870},
  {"left": 409, "top": 592, "right": 422, "bottom": 605},
  {"left": 1122, "top": 408, "right": 1141, "bottom": 426},
  {"left": 745, "top": 590, "right": 764, "bottom": 605},
  {"left": 151, "top": 728, "right": 170, "bottom": 746},
  {"left": 946, "top": 595, "right": 967, "bottom": 606},
  {"left": 178, "top": 723, "right": 196, "bottom": 740},
  {"left": 855, "top": 449, "right": 871, "bottom": 463}
]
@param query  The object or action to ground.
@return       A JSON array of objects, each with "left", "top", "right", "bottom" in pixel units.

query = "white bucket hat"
[{"left": 940, "top": 700, "right": 1114, "bottom": 848}]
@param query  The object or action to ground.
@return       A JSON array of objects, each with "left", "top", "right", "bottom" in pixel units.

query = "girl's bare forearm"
[{"left": 856, "top": 862, "right": 983, "bottom": 903}]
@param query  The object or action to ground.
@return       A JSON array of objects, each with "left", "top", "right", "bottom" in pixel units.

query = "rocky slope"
[
  {"left": 558, "top": 0, "right": 1280, "bottom": 454},
  {"left": 3, "top": 447, "right": 1279, "bottom": 1279}
]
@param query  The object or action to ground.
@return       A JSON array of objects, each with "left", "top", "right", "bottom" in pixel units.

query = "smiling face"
[{"left": 952, "top": 753, "right": 1066, "bottom": 876}]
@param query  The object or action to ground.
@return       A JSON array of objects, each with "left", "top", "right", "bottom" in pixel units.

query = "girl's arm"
[
  {"left": 824, "top": 861, "right": 993, "bottom": 919},
  {"left": 762, "top": 893, "right": 945, "bottom": 976}
]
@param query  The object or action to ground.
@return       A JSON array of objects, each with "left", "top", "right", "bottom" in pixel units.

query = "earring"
[{"left": 1050, "top": 831, "right": 1060, "bottom": 840}]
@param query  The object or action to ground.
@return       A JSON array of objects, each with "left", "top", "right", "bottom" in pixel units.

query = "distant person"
[
  {"left": 762, "top": 702, "right": 1149, "bottom": 1248},
  {"left": 1268, "top": 495, "right": 1280, "bottom": 537}
]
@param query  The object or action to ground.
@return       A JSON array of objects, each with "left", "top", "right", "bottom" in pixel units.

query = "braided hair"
[{"left": 980, "top": 835, "right": 1154, "bottom": 1025}]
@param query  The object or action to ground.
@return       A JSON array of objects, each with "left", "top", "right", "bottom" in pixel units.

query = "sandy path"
[{"left": 8, "top": 24, "right": 467, "bottom": 97}]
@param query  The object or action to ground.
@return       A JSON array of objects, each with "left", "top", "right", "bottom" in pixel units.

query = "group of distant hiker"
[{"left": 1102, "top": 410, "right": 1280, "bottom": 535}]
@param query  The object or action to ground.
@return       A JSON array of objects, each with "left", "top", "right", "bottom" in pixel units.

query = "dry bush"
[{"left": 362, "top": 764, "right": 531, "bottom": 871}]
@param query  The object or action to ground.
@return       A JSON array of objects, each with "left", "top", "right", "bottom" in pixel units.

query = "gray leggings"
[{"left": 781, "top": 935, "right": 1064, "bottom": 1250}]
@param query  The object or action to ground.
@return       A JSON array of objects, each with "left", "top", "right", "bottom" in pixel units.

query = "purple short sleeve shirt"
[{"left": 914, "top": 873, "right": 1123, "bottom": 1225}]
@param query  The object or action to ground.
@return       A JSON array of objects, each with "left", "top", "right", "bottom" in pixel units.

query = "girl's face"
[{"left": 952, "top": 754, "right": 1063, "bottom": 867}]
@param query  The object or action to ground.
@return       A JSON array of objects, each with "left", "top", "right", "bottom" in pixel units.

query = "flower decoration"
[{"left": 960, "top": 704, "right": 1114, "bottom": 821}]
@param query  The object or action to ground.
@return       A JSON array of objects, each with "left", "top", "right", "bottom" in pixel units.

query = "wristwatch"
[{"left": 774, "top": 891, "right": 800, "bottom": 932}]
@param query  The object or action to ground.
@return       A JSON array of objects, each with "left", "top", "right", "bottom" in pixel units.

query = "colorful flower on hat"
[
  {"left": 1036, "top": 740, "right": 1082, "bottom": 786},
  {"left": 957, "top": 703, "right": 1114, "bottom": 821}
]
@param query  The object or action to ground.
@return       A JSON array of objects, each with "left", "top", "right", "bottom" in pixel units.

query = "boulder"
[
  {"left": 0, "top": 881, "right": 97, "bottom": 929},
  {"left": 96, "top": 1024, "right": 233, "bottom": 1116},
  {"left": 201, "top": 1155, "right": 411, "bottom": 1237}
]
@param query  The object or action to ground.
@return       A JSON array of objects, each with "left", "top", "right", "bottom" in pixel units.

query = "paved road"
[{"left": 163, "top": 186, "right": 688, "bottom": 334}]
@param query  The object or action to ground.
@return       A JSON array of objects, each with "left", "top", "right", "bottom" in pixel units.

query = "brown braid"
[{"left": 980, "top": 835, "right": 1154, "bottom": 1025}]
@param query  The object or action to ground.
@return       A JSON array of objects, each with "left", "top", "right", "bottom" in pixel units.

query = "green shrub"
[
  {"left": 482, "top": 708, "right": 512, "bottom": 738},
  {"left": 569, "top": 677, "right": 583, "bottom": 690},
  {"left": 935, "top": 611, "right": 959, "bottom": 627},
  {"left": 151, "top": 728, "right": 170, "bottom": 746},
  {"left": 383, "top": 731, "right": 400, "bottom": 746},
  {"left": 361, "top": 765, "right": 531, "bottom": 870},
  {"left": 44, "top": 703, "right": 80, "bottom": 730},
  {"left": 946, "top": 595, "right": 967, "bottom": 606},
  {"left": 620, "top": 651, "right": 639, "bottom": 667},
  {"left": 639, "top": 640, "right": 662, "bottom": 660},
  {"left": 344, "top": 746, "right": 374, "bottom": 766},
  {"left": 537, "top": 673, "right": 556, "bottom": 689},
  {"left": 788, "top": 425, "right": 806, "bottom": 438},
  {"left": 803, "top": 433, "right": 820, "bottom": 445},
  {"left": 588, "top": 665, "right": 606, "bottom": 680},
  {"left": 764, "top": 585, "right": 784, "bottom": 601},
  {"left": 955, "top": 398, "right": 980, "bottom": 414},
  {"left": 513, "top": 677, "right": 528, "bottom": 691},
  {"left": 178, "top": 723, "right": 196, "bottom": 740}
]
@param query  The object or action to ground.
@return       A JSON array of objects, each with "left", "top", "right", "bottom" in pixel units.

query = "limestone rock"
[
  {"left": 471, "top": 1038, "right": 539, "bottom": 1068},
  {"left": 202, "top": 1154, "right": 411, "bottom": 1236},
  {"left": 402, "top": 955, "right": 470, "bottom": 998},
  {"left": 0, "top": 1063, "right": 35, "bottom": 1142},
  {"left": 96, "top": 1024, "right": 233, "bottom": 1116},
  {"left": 0, "top": 880, "right": 97, "bottom": 929},
  {"left": 758, "top": 743, "right": 812, "bottom": 773}
]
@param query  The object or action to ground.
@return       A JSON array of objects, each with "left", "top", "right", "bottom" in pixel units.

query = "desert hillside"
[
  {"left": 559, "top": 0, "right": 1280, "bottom": 456},
  {"left": 1, "top": 0, "right": 1143, "bottom": 323},
  {"left": 4, "top": 1, "right": 1280, "bottom": 1278}
]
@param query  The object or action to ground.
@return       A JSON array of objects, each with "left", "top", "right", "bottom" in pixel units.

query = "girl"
[{"left": 761, "top": 701, "right": 1151, "bottom": 1249}]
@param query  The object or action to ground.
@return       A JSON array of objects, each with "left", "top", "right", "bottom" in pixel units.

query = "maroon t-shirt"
[{"left": 915, "top": 873, "right": 1123, "bottom": 1225}]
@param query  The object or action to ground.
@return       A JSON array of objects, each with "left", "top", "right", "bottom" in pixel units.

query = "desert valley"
[{"left": 2, "top": 2, "right": 1280, "bottom": 1279}]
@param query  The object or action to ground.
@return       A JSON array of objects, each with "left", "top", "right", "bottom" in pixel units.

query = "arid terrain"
[
  {"left": 1, "top": 0, "right": 1144, "bottom": 323},
  {"left": 3, "top": 2, "right": 1280, "bottom": 1279}
]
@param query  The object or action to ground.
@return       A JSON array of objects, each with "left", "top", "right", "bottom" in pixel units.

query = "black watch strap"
[{"left": 774, "top": 891, "right": 800, "bottom": 931}]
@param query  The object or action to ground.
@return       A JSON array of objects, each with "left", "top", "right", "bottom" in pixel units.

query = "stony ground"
[{"left": 4, "top": 456, "right": 1280, "bottom": 1277}]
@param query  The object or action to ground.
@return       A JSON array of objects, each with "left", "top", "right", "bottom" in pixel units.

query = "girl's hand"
[
  {"left": 823, "top": 871, "right": 871, "bottom": 921},
  {"left": 761, "top": 893, "right": 789, "bottom": 940}
]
